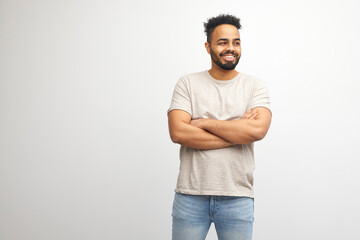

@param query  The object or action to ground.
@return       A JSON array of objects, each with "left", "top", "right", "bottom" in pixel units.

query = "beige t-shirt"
[{"left": 167, "top": 70, "right": 271, "bottom": 198}]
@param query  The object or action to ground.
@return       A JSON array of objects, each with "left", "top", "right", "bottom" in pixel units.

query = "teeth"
[{"left": 223, "top": 55, "right": 235, "bottom": 60}]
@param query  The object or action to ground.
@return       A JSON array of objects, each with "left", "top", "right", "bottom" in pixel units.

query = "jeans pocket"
[{"left": 222, "top": 197, "right": 254, "bottom": 223}]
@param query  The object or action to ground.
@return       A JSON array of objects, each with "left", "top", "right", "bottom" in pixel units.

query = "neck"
[{"left": 208, "top": 63, "right": 239, "bottom": 80}]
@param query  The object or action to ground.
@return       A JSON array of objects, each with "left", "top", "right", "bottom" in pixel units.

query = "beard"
[{"left": 210, "top": 47, "right": 241, "bottom": 70}]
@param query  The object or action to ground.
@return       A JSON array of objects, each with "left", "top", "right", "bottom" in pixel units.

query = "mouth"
[{"left": 220, "top": 54, "right": 236, "bottom": 61}]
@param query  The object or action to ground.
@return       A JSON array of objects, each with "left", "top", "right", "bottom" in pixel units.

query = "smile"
[{"left": 221, "top": 54, "right": 235, "bottom": 61}]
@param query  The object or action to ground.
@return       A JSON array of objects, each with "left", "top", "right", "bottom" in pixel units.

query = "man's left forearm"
[
  {"left": 197, "top": 119, "right": 262, "bottom": 144},
  {"left": 190, "top": 107, "right": 272, "bottom": 145}
]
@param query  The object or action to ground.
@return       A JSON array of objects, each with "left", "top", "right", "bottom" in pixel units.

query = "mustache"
[{"left": 220, "top": 51, "right": 238, "bottom": 56}]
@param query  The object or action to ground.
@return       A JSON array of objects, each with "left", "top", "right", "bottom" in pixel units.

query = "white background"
[{"left": 1, "top": 0, "right": 359, "bottom": 239}]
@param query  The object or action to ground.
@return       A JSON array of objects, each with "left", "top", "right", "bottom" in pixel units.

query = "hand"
[
  {"left": 190, "top": 118, "right": 206, "bottom": 129},
  {"left": 241, "top": 109, "right": 257, "bottom": 120}
]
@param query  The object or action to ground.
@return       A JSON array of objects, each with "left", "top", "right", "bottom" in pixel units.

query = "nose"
[{"left": 226, "top": 43, "right": 235, "bottom": 52}]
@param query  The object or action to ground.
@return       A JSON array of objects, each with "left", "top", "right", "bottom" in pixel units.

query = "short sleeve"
[
  {"left": 167, "top": 77, "right": 192, "bottom": 117},
  {"left": 247, "top": 78, "right": 271, "bottom": 114}
]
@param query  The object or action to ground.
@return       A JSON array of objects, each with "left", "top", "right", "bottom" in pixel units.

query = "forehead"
[{"left": 212, "top": 24, "right": 240, "bottom": 41}]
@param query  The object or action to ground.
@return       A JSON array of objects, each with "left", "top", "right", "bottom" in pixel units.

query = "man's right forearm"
[{"left": 170, "top": 122, "right": 234, "bottom": 150}]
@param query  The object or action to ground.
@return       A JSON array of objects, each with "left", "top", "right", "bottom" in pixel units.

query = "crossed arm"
[{"left": 168, "top": 107, "right": 272, "bottom": 149}]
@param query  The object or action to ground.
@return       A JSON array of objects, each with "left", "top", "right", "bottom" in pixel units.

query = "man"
[{"left": 167, "top": 14, "right": 272, "bottom": 240}]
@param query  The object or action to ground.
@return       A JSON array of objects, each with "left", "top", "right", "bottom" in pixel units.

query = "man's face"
[{"left": 206, "top": 24, "right": 241, "bottom": 70}]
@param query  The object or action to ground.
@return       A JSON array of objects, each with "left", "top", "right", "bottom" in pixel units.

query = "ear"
[{"left": 205, "top": 42, "right": 210, "bottom": 54}]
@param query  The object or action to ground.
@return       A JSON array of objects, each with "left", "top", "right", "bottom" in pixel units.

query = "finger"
[
  {"left": 241, "top": 111, "right": 250, "bottom": 119},
  {"left": 243, "top": 109, "right": 254, "bottom": 119},
  {"left": 244, "top": 110, "right": 257, "bottom": 119},
  {"left": 245, "top": 112, "right": 257, "bottom": 120}
]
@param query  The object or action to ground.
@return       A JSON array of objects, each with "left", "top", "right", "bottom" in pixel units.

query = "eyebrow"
[{"left": 217, "top": 38, "right": 241, "bottom": 42}]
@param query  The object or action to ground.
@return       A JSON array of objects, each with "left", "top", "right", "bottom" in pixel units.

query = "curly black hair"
[{"left": 204, "top": 14, "right": 241, "bottom": 42}]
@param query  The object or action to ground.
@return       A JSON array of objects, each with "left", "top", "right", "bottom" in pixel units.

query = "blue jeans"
[{"left": 172, "top": 192, "right": 254, "bottom": 240}]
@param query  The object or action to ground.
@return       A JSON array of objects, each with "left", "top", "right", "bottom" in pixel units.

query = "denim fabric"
[{"left": 172, "top": 192, "right": 254, "bottom": 240}]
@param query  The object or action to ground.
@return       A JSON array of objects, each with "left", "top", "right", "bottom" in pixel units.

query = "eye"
[
  {"left": 219, "top": 42, "right": 226, "bottom": 45},
  {"left": 234, "top": 42, "right": 240, "bottom": 46}
]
